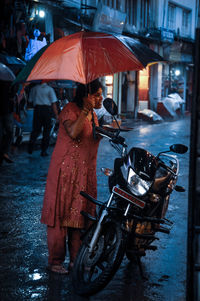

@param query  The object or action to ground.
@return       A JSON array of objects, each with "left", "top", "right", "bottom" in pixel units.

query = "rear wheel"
[{"left": 72, "top": 221, "right": 126, "bottom": 296}]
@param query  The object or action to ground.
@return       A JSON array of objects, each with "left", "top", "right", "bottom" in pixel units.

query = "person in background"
[
  {"left": 25, "top": 29, "right": 47, "bottom": 61},
  {"left": 94, "top": 103, "right": 113, "bottom": 126},
  {"left": 41, "top": 79, "right": 103, "bottom": 274},
  {"left": 27, "top": 82, "right": 59, "bottom": 157},
  {"left": 94, "top": 77, "right": 113, "bottom": 126},
  {"left": 16, "top": 20, "right": 29, "bottom": 60},
  {"left": 0, "top": 81, "right": 16, "bottom": 164}
]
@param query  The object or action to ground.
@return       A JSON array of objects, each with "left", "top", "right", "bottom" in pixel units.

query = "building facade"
[
  {"left": 0, "top": 0, "right": 198, "bottom": 116},
  {"left": 57, "top": 0, "right": 197, "bottom": 117}
]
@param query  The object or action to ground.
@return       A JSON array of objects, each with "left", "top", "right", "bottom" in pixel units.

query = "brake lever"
[
  {"left": 95, "top": 126, "right": 127, "bottom": 147},
  {"left": 112, "top": 136, "right": 127, "bottom": 146}
]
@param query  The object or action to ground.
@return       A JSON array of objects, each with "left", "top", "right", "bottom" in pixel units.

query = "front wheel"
[{"left": 72, "top": 221, "right": 126, "bottom": 296}]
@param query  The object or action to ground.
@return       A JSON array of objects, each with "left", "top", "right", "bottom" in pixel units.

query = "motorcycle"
[{"left": 72, "top": 98, "right": 188, "bottom": 296}]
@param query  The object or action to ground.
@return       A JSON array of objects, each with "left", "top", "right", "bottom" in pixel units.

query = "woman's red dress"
[{"left": 41, "top": 102, "right": 100, "bottom": 228}]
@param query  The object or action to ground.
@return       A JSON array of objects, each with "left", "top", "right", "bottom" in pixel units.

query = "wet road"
[{"left": 0, "top": 117, "right": 190, "bottom": 301}]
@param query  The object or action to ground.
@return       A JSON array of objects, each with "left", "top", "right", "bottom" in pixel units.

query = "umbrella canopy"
[
  {"left": 114, "top": 34, "right": 164, "bottom": 67},
  {"left": 0, "top": 63, "right": 16, "bottom": 81},
  {"left": 14, "top": 31, "right": 164, "bottom": 85}
]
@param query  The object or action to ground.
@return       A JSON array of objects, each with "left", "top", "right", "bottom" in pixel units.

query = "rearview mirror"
[
  {"left": 170, "top": 144, "right": 188, "bottom": 154},
  {"left": 103, "top": 98, "right": 118, "bottom": 116}
]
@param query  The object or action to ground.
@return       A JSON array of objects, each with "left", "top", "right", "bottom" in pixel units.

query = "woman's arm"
[{"left": 63, "top": 95, "right": 95, "bottom": 139}]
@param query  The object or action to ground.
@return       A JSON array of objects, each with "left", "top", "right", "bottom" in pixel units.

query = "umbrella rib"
[
  {"left": 81, "top": 32, "right": 87, "bottom": 84},
  {"left": 99, "top": 38, "right": 114, "bottom": 75}
]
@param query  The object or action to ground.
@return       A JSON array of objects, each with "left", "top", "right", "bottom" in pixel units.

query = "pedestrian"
[
  {"left": 27, "top": 82, "right": 59, "bottom": 156},
  {"left": 0, "top": 80, "right": 16, "bottom": 164},
  {"left": 41, "top": 79, "right": 103, "bottom": 274},
  {"left": 25, "top": 29, "right": 47, "bottom": 61}
]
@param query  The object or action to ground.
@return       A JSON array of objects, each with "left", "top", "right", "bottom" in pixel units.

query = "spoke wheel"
[{"left": 72, "top": 222, "right": 125, "bottom": 296}]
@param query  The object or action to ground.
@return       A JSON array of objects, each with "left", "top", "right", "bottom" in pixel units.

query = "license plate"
[{"left": 112, "top": 186, "right": 146, "bottom": 209}]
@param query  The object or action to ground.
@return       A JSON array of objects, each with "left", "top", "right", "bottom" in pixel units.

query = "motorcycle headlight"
[{"left": 127, "top": 168, "right": 152, "bottom": 196}]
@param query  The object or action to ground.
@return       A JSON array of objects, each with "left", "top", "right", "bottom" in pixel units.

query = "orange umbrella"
[{"left": 14, "top": 31, "right": 163, "bottom": 85}]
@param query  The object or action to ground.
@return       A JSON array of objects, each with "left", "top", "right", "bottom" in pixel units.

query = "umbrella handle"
[{"left": 91, "top": 110, "right": 97, "bottom": 140}]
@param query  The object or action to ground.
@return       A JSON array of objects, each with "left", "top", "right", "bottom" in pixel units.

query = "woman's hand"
[
  {"left": 83, "top": 95, "right": 95, "bottom": 111},
  {"left": 64, "top": 95, "right": 95, "bottom": 140}
]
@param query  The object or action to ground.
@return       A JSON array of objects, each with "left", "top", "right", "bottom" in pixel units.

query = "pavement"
[{"left": 0, "top": 116, "right": 190, "bottom": 301}]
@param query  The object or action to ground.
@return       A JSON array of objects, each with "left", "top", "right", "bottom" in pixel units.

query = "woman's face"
[{"left": 92, "top": 88, "right": 103, "bottom": 109}]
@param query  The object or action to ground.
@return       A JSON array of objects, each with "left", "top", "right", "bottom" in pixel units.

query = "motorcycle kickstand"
[{"left": 136, "top": 256, "right": 148, "bottom": 280}]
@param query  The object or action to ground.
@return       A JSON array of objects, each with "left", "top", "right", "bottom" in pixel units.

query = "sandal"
[{"left": 47, "top": 264, "right": 69, "bottom": 275}]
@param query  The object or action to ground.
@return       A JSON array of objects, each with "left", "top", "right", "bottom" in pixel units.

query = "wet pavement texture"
[{"left": 0, "top": 117, "right": 190, "bottom": 301}]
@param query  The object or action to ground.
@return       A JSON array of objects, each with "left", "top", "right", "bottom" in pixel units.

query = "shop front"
[{"left": 162, "top": 40, "right": 194, "bottom": 113}]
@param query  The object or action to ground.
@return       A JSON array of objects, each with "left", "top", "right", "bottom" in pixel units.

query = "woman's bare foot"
[{"left": 47, "top": 264, "right": 69, "bottom": 275}]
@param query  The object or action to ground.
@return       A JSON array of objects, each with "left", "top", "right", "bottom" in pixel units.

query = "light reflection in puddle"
[
  {"left": 29, "top": 271, "right": 42, "bottom": 280},
  {"left": 139, "top": 127, "right": 152, "bottom": 135},
  {"left": 31, "top": 293, "right": 41, "bottom": 298},
  {"left": 168, "top": 204, "right": 179, "bottom": 211}
]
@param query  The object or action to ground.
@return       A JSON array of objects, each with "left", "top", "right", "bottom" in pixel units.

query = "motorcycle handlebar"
[
  {"left": 95, "top": 126, "right": 126, "bottom": 146},
  {"left": 95, "top": 126, "right": 115, "bottom": 139},
  {"left": 159, "top": 161, "right": 177, "bottom": 176}
]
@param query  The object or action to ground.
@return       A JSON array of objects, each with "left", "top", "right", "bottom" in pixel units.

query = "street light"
[
  {"left": 175, "top": 69, "right": 181, "bottom": 76},
  {"left": 39, "top": 10, "right": 45, "bottom": 18}
]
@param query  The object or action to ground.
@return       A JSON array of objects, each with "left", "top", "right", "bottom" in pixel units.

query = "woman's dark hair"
[{"left": 73, "top": 79, "right": 102, "bottom": 108}]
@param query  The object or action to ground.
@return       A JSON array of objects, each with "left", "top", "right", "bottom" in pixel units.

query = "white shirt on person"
[
  {"left": 29, "top": 83, "right": 57, "bottom": 107},
  {"left": 25, "top": 37, "right": 47, "bottom": 61}
]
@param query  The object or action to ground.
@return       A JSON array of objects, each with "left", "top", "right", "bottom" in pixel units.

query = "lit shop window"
[
  {"left": 105, "top": 75, "right": 113, "bottom": 98},
  {"left": 139, "top": 68, "right": 149, "bottom": 101}
]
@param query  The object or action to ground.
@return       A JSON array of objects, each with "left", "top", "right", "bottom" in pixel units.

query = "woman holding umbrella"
[
  {"left": 41, "top": 79, "right": 103, "bottom": 274},
  {"left": 12, "top": 30, "right": 163, "bottom": 274}
]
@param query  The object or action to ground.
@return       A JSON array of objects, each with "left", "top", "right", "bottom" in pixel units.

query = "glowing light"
[
  {"left": 105, "top": 75, "right": 113, "bottom": 84},
  {"left": 39, "top": 10, "right": 45, "bottom": 18},
  {"left": 175, "top": 69, "right": 180, "bottom": 76}
]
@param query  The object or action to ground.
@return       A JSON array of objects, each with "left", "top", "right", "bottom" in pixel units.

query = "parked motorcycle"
[{"left": 72, "top": 98, "right": 188, "bottom": 296}]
